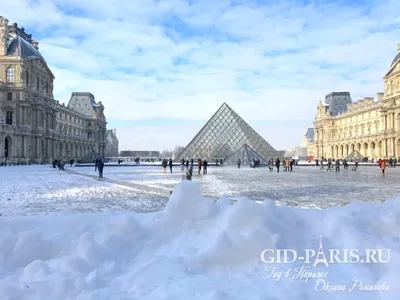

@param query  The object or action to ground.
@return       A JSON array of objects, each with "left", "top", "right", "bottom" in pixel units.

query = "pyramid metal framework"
[
  {"left": 225, "top": 144, "right": 269, "bottom": 165},
  {"left": 174, "top": 103, "right": 281, "bottom": 163},
  {"left": 345, "top": 150, "right": 364, "bottom": 161},
  {"left": 80, "top": 150, "right": 104, "bottom": 163}
]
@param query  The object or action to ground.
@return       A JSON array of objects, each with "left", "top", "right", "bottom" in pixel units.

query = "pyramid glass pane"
[
  {"left": 80, "top": 150, "right": 103, "bottom": 163},
  {"left": 345, "top": 150, "right": 364, "bottom": 161},
  {"left": 225, "top": 144, "right": 269, "bottom": 165},
  {"left": 174, "top": 103, "right": 281, "bottom": 163}
]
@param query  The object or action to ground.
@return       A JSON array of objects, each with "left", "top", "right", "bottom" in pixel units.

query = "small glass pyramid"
[
  {"left": 345, "top": 150, "right": 364, "bottom": 161},
  {"left": 225, "top": 144, "right": 269, "bottom": 165},
  {"left": 174, "top": 103, "right": 280, "bottom": 164}
]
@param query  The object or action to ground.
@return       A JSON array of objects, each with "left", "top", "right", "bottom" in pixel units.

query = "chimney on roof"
[
  {"left": 0, "top": 16, "right": 9, "bottom": 56},
  {"left": 32, "top": 39, "right": 39, "bottom": 50}
]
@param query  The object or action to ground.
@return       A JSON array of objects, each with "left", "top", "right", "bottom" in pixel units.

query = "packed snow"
[
  {"left": 75, "top": 164, "right": 400, "bottom": 208},
  {"left": 0, "top": 180, "right": 399, "bottom": 299},
  {"left": 1, "top": 165, "right": 400, "bottom": 299},
  {"left": 0, "top": 166, "right": 166, "bottom": 216}
]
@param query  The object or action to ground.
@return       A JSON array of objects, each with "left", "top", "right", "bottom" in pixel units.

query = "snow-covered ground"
[
  {"left": 1, "top": 165, "right": 400, "bottom": 299},
  {"left": 0, "top": 165, "right": 166, "bottom": 217},
  {"left": 74, "top": 164, "right": 400, "bottom": 209},
  {"left": 1, "top": 179, "right": 399, "bottom": 300}
]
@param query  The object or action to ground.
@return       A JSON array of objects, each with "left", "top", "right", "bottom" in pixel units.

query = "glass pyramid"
[
  {"left": 345, "top": 150, "right": 364, "bottom": 161},
  {"left": 174, "top": 103, "right": 281, "bottom": 164},
  {"left": 225, "top": 144, "right": 269, "bottom": 165},
  {"left": 79, "top": 150, "right": 103, "bottom": 163}
]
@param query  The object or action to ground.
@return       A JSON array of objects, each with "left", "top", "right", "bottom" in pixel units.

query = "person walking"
[
  {"left": 275, "top": 158, "right": 280, "bottom": 173},
  {"left": 168, "top": 158, "right": 173, "bottom": 174},
  {"left": 335, "top": 159, "right": 340, "bottom": 172},
  {"left": 98, "top": 159, "right": 104, "bottom": 179},
  {"left": 197, "top": 159, "right": 202, "bottom": 175},
  {"left": 237, "top": 159, "right": 241, "bottom": 169},
  {"left": 203, "top": 159, "right": 208, "bottom": 175},
  {"left": 381, "top": 159, "right": 386, "bottom": 174},
  {"left": 162, "top": 159, "right": 167, "bottom": 174},
  {"left": 181, "top": 159, "right": 185, "bottom": 172}
]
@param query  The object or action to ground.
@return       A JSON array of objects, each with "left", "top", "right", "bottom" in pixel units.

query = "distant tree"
[
  {"left": 161, "top": 149, "right": 172, "bottom": 158},
  {"left": 173, "top": 145, "right": 185, "bottom": 157}
]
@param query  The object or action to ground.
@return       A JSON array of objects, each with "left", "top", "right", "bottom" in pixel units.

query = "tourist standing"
[
  {"left": 168, "top": 159, "right": 173, "bottom": 174},
  {"left": 335, "top": 159, "right": 340, "bottom": 172},
  {"left": 289, "top": 159, "right": 294, "bottom": 171},
  {"left": 162, "top": 159, "right": 167, "bottom": 174},
  {"left": 197, "top": 159, "right": 202, "bottom": 175},
  {"left": 186, "top": 159, "right": 189, "bottom": 171},
  {"left": 275, "top": 158, "right": 280, "bottom": 173},
  {"left": 98, "top": 159, "right": 104, "bottom": 179},
  {"left": 327, "top": 159, "right": 332, "bottom": 171},
  {"left": 203, "top": 159, "right": 208, "bottom": 174},
  {"left": 381, "top": 159, "right": 386, "bottom": 174},
  {"left": 237, "top": 159, "right": 241, "bottom": 169},
  {"left": 181, "top": 159, "right": 185, "bottom": 172}
]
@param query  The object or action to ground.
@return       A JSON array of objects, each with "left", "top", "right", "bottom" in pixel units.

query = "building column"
[
  {"left": 393, "top": 138, "right": 396, "bottom": 158},
  {"left": 385, "top": 139, "right": 388, "bottom": 157}
]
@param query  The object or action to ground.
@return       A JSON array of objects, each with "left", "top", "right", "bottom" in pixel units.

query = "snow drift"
[{"left": 0, "top": 180, "right": 399, "bottom": 300}]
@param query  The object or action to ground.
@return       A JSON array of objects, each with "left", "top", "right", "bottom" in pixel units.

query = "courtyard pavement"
[{"left": 1, "top": 164, "right": 398, "bottom": 216}]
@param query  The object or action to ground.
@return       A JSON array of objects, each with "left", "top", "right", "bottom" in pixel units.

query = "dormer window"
[
  {"left": 25, "top": 70, "right": 30, "bottom": 84},
  {"left": 6, "top": 67, "right": 14, "bottom": 83}
]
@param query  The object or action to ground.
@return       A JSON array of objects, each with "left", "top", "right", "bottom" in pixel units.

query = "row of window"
[
  {"left": 58, "top": 112, "right": 88, "bottom": 126},
  {"left": 5, "top": 67, "right": 50, "bottom": 94}
]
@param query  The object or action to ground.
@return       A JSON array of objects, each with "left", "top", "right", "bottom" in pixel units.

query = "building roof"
[
  {"left": 390, "top": 52, "right": 400, "bottom": 69},
  {"left": 305, "top": 128, "right": 314, "bottom": 141},
  {"left": 7, "top": 33, "right": 42, "bottom": 59}
]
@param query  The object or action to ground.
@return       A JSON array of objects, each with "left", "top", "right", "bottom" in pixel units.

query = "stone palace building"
[
  {"left": 310, "top": 43, "right": 400, "bottom": 161},
  {"left": 105, "top": 129, "right": 119, "bottom": 157},
  {"left": 0, "top": 16, "right": 112, "bottom": 164}
]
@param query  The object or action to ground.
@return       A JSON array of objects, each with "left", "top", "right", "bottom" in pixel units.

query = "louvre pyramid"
[
  {"left": 225, "top": 144, "right": 269, "bottom": 165},
  {"left": 174, "top": 103, "right": 281, "bottom": 163},
  {"left": 80, "top": 150, "right": 103, "bottom": 163},
  {"left": 345, "top": 150, "right": 364, "bottom": 161}
]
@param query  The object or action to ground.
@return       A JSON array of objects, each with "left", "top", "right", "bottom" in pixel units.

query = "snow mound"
[{"left": 0, "top": 180, "right": 399, "bottom": 300}]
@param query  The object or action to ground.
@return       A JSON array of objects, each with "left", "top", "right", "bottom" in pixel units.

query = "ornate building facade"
[
  {"left": 105, "top": 129, "right": 119, "bottom": 157},
  {"left": 311, "top": 43, "right": 400, "bottom": 161},
  {"left": 301, "top": 128, "right": 315, "bottom": 157},
  {"left": 0, "top": 16, "right": 107, "bottom": 164}
]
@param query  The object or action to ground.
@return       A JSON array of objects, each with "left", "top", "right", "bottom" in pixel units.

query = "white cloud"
[{"left": 1, "top": 0, "right": 400, "bottom": 151}]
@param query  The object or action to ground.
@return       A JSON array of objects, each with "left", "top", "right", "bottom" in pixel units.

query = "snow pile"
[{"left": 0, "top": 180, "right": 399, "bottom": 300}]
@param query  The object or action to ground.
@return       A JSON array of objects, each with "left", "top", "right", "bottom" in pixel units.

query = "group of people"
[
  {"left": 318, "top": 157, "right": 397, "bottom": 174},
  {"left": 268, "top": 158, "right": 295, "bottom": 173},
  {"left": 161, "top": 158, "right": 173, "bottom": 174},
  {"left": 319, "top": 158, "right": 358, "bottom": 172},
  {"left": 178, "top": 159, "right": 209, "bottom": 175}
]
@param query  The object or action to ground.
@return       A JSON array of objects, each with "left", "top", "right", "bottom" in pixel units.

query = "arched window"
[
  {"left": 6, "top": 67, "right": 14, "bottom": 82},
  {"left": 25, "top": 70, "right": 30, "bottom": 84},
  {"left": 36, "top": 76, "right": 40, "bottom": 89}
]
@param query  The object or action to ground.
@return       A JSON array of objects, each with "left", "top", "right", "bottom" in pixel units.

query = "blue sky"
[{"left": 2, "top": 0, "right": 400, "bottom": 151}]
